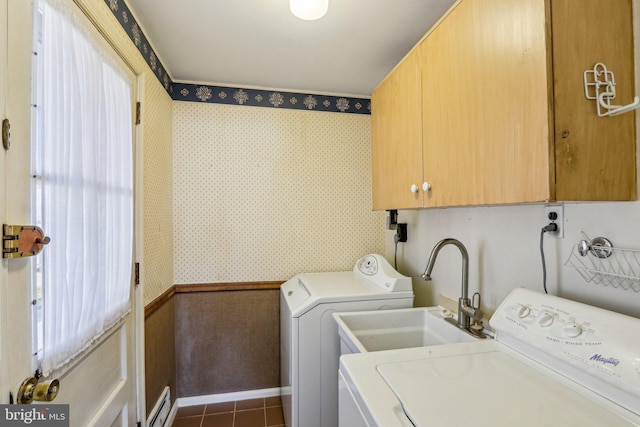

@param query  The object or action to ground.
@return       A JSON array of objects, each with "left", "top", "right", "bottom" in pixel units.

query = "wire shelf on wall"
[{"left": 565, "top": 233, "right": 640, "bottom": 292}]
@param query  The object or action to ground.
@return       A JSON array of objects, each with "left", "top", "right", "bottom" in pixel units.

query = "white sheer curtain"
[{"left": 36, "top": 0, "right": 133, "bottom": 376}]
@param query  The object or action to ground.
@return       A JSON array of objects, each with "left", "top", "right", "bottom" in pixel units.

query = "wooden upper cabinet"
[
  {"left": 372, "top": 47, "right": 423, "bottom": 210},
  {"left": 371, "top": 0, "right": 636, "bottom": 209},
  {"left": 422, "top": 0, "right": 552, "bottom": 207},
  {"left": 552, "top": 0, "right": 636, "bottom": 201}
]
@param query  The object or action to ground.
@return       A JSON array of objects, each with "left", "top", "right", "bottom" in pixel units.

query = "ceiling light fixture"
[{"left": 290, "top": 0, "right": 328, "bottom": 21}]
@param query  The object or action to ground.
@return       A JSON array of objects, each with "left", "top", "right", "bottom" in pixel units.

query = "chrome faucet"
[{"left": 421, "top": 238, "right": 486, "bottom": 337}]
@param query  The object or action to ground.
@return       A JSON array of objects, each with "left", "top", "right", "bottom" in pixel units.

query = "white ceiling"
[{"left": 125, "top": 0, "right": 457, "bottom": 97}]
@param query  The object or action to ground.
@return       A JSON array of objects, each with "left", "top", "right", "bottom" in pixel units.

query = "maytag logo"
[
  {"left": 590, "top": 354, "right": 621, "bottom": 367},
  {"left": 0, "top": 405, "right": 68, "bottom": 426}
]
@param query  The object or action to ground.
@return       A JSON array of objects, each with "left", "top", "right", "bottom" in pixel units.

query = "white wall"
[
  {"left": 389, "top": 0, "right": 640, "bottom": 320},
  {"left": 391, "top": 202, "right": 640, "bottom": 318}
]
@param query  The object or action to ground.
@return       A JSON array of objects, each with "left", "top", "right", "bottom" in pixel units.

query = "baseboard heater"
[{"left": 148, "top": 386, "right": 171, "bottom": 427}]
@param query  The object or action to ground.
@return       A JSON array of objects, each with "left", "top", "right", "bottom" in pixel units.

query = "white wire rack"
[{"left": 565, "top": 234, "right": 640, "bottom": 292}]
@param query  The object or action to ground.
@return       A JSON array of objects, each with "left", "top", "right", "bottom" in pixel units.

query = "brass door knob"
[{"left": 18, "top": 376, "right": 60, "bottom": 404}]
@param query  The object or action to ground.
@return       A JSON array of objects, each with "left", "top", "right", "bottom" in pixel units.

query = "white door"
[{"left": 1, "top": 1, "right": 139, "bottom": 425}]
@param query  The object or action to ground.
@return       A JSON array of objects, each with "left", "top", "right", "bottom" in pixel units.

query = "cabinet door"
[
  {"left": 421, "top": 0, "right": 551, "bottom": 207},
  {"left": 372, "top": 47, "right": 423, "bottom": 210},
  {"left": 552, "top": 0, "right": 636, "bottom": 201}
]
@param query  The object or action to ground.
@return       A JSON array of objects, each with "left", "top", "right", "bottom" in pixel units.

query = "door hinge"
[
  {"left": 135, "top": 102, "right": 141, "bottom": 125},
  {"left": 2, "top": 118, "right": 10, "bottom": 150},
  {"left": 135, "top": 262, "right": 140, "bottom": 285}
]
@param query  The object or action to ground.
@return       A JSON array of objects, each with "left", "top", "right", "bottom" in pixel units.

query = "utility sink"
[{"left": 333, "top": 307, "right": 480, "bottom": 354}]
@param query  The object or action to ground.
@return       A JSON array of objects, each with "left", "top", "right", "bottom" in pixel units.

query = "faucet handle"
[
  {"left": 472, "top": 292, "right": 481, "bottom": 310},
  {"left": 471, "top": 292, "right": 483, "bottom": 321}
]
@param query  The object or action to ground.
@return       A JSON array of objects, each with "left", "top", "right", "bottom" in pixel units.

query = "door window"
[{"left": 32, "top": 0, "right": 134, "bottom": 377}]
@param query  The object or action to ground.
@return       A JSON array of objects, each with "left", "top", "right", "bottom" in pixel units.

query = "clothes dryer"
[{"left": 280, "top": 254, "right": 413, "bottom": 427}]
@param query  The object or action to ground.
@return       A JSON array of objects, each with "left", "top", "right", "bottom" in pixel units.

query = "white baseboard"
[{"left": 176, "top": 387, "right": 282, "bottom": 408}]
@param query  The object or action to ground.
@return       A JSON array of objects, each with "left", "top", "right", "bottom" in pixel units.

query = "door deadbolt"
[{"left": 3, "top": 225, "right": 51, "bottom": 258}]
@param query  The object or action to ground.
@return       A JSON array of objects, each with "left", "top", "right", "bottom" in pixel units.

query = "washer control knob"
[
  {"left": 563, "top": 322, "right": 583, "bottom": 338},
  {"left": 517, "top": 305, "right": 531, "bottom": 318},
  {"left": 538, "top": 312, "right": 555, "bottom": 328}
]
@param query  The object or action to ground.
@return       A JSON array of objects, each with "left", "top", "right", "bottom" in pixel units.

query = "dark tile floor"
[{"left": 171, "top": 397, "right": 285, "bottom": 427}]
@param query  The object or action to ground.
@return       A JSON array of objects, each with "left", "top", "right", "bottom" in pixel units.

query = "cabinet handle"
[
  {"left": 410, "top": 184, "right": 419, "bottom": 194},
  {"left": 422, "top": 182, "right": 431, "bottom": 192}
]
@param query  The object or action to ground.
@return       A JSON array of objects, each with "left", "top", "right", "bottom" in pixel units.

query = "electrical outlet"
[{"left": 543, "top": 205, "right": 564, "bottom": 238}]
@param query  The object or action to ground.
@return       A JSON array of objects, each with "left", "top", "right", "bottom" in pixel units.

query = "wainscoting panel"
[
  {"left": 145, "top": 292, "right": 177, "bottom": 417},
  {"left": 175, "top": 288, "right": 280, "bottom": 397}
]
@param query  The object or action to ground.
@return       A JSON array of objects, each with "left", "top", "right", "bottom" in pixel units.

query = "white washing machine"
[
  {"left": 339, "top": 288, "right": 640, "bottom": 427},
  {"left": 280, "top": 254, "right": 414, "bottom": 427}
]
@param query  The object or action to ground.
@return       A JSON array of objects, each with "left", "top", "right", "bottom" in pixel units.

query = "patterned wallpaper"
[
  {"left": 173, "top": 102, "right": 385, "bottom": 284},
  {"left": 101, "top": 0, "right": 381, "bottom": 298},
  {"left": 142, "top": 75, "right": 175, "bottom": 306}
]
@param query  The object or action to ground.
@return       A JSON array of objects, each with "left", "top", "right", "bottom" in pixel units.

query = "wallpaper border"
[
  {"left": 105, "top": 0, "right": 172, "bottom": 92},
  {"left": 106, "top": 0, "right": 372, "bottom": 115},
  {"left": 172, "top": 83, "right": 371, "bottom": 114}
]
